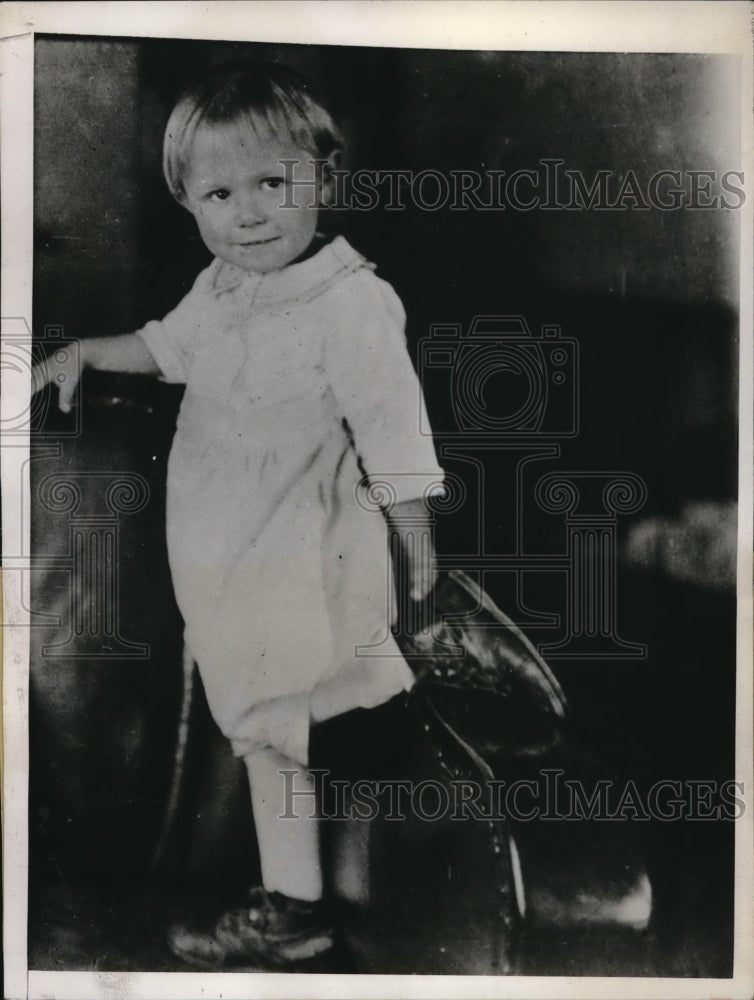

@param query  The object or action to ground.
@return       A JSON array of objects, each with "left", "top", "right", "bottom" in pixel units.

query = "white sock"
[{"left": 244, "top": 747, "right": 323, "bottom": 902}]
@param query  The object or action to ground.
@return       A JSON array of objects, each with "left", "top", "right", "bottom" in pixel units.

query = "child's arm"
[
  {"left": 388, "top": 497, "right": 438, "bottom": 601},
  {"left": 32, "top": 334, "right": 160, "bottom": 413}
]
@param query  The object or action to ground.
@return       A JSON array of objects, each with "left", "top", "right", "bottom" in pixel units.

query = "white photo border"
[{"left": 2, "top": 3, "right": 752, "bottom": 999}]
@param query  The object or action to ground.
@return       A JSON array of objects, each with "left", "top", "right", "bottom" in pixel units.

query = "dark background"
[
  {"left": 30, "top": 36, "right": 739, "bottom": 976},
  {"left": 33, "top": 38, "right": 739, "bottom": 506}
]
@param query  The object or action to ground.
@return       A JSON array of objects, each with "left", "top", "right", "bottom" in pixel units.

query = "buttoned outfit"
[{"left": 137, "top": 236, "right": 443, "bottom": 764}]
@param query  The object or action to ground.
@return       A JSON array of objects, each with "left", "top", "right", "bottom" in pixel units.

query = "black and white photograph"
[{"left": 2, "top": 3, "right": 752, "bottom": 998}]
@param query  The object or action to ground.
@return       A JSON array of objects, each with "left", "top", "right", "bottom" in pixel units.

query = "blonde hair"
[{"left": 163, "top": 61, "right": 342, "bottom": 204}]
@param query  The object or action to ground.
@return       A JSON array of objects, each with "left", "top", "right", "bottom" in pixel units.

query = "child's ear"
[
  {"left": 319, "top": 149, "right": 342, "bottom": 208},
  {"left": 173, "top": 184, "right": 195, "bottom": 214}
]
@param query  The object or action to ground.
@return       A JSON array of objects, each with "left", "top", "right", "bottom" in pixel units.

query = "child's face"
[{"left": 181, "top": 124, "right": 330, "bottom": 274}]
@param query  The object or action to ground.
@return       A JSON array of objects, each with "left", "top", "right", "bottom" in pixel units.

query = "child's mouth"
[{"left": 238, "top": 238, "right": 279, "bottom": 247}]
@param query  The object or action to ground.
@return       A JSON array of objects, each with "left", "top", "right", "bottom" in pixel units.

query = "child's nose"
[{"left": 235, "top": 191, "right": 267, "bottom": 226}]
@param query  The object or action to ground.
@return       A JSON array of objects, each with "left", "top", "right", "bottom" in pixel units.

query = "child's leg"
[
  {"left": 168, "top": 745, "right": 330, "bottom": 968},
  {"left": 244, "top": 746, "right": 323, "bottom": 902}
]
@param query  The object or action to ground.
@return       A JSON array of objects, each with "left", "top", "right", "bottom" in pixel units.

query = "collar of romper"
[{"left": 208, "top": 235, "right": 377, "bottom": 307}]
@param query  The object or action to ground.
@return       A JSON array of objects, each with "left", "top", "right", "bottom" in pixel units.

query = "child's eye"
[
  {"left": 261, "top": 177, "right": 284, "bottom": 191},
  {"left": 208, "top": 189, "right": 230, "bottom": 201}
]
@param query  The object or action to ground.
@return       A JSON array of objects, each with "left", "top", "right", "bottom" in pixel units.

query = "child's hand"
[
  {"left": 30, "top": 334, "right": 159, "bottom": 413},
  {"left": 389, "top": 497, "right": 438, "bottom": 602},
  {"left": 407, "top": 536, "right": 438, "bottom": 602},
  {"left": 31, "top": 342, "right": 84, "bottom": 413}
]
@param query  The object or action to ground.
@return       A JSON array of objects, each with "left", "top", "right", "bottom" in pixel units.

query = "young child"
[{"left": 33, "top": 62, "right": 444, "bottom": 969}]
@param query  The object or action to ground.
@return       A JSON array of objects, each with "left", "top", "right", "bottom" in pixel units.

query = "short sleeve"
[
  {"left": 325, "top": 271, "right": 444, "bottom": 506},
  {"left": 134, "top": 264, "right": 217, "bottom": 384}
]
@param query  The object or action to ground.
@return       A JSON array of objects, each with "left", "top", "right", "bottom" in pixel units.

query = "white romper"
[{"left": 137, "top": 236, "right": 444, "bottom": 763}]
